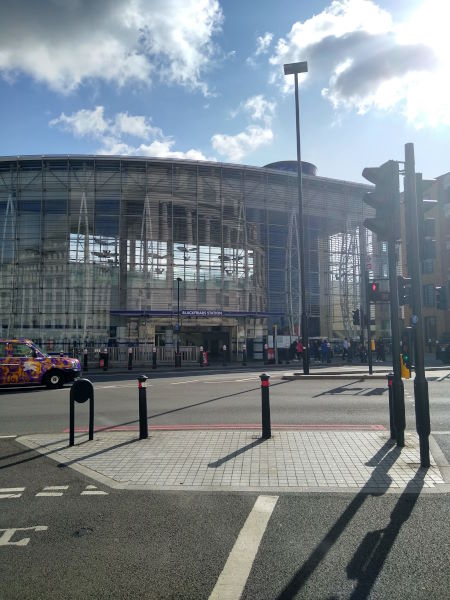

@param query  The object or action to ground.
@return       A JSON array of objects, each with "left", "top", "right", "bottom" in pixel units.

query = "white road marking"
[
  {"left": 36, "top": 485, "right": 68, "bottom": 497},
  {"left": 234, "top": 377, "right": 259, "bottom": 382},
  {"left": 171, "top": 379, "right": 200, "bottom": 385},
  {"left": 0, "top": 493, "right": 23, "bottom": 499},
  {"left": 95, "top": 384, "right": 151, "bottom": 389},
  {"left": 81, "top": 485, "right": 108, "bottom": 495},
  {"left": 0, "top": 526, "right": 48, "bottom": 546},
  {"left": 209, "top": 495, "right": 278, "bottom": 600},
  {"left": 0, "top": 488, "right": 25, "bottom": 492},
  {"left": 437, "top": 373, "right": 449, "bottom": 382},
  {"left": 0, "top": 435, "right": 17, "bottom": 438}
]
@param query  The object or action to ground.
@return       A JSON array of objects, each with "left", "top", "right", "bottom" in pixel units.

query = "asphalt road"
[
  {"left": 1, "top": 369, "right": 449, "bottom": 435},
  {"left": 1, "top": 437, "right": 449, "bottom": 600}
]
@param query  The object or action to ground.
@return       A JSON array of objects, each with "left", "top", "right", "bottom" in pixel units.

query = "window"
[
  {"left": 12, "top": 343, "right": 33, "bottom": 357},
  {"left": 423, "top": 284, "right": 435, "bottom": 307},
  {"left": 422, "top": 259, "right": 434, "bottom": 274}
]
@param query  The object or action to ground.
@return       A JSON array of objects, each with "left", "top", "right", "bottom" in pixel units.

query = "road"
[
  {"left": 1, "top": 370, "right": 449, "bottom": 599},
  {"left": 1, "top": 369, "right": 450, "bottom": 453}
]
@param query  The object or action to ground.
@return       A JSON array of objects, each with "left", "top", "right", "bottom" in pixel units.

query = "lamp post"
[
  {"left": 283, "top": 60, "right": 309, "bottom": 374},
  {"left": 176, "top": 277, "right": 182, "bottom": 366}
]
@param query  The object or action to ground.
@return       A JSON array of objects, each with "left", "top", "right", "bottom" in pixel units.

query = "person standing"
[{"left": 296, "top": 339, "right": 303, "bottom": 360}]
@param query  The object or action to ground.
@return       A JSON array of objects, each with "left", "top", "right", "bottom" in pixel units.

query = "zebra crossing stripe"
[
  {"left": 36, "top": 485, "right": 69, "bottom": 497},
  {"left": 0, "top": 487, "right": 24, "bottom": 499},
  {"left": 81, "top": 485, "right": 108, "bottom": 495}
]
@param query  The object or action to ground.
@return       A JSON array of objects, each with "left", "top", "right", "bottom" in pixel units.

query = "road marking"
[
  {"left": 0, "top": 494, "right": 23, "bottom": 499},
  {"left": 0, "top": 435, "right": 17, "bottom": 438},
  {"left": 234, "top": 377, "right": 258, "bottom": 382},
  {"left": 0, "top": 487, "right": 25, "bottom": 492},
  {"left": 209, "top": 495, "right": 278, "bottom": 600},
  {"left": 81, "top": 485, "right": 108, "bottom": 495},
  {"left": 171, "top": 379, "right": 200, "bottom": 385},
  {"left": 36, "top": 485, "right": 68, "bottom": 497},
  {"left": 437, "top": 374, "right": 448, "bottom": 382},
  {"left": 0, "top": 526, "right": 48, "bottom": 546}
]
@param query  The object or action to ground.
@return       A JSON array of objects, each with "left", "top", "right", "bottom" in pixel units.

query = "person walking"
[
  {"left": 296, "top": 339, "right": 303, "bottom": 360},
  {"left": 321, "top": 339, "right": 328, "bottom": 364},
  {"left": 343, "top": 337, "right": 349, "bottom": 359}
]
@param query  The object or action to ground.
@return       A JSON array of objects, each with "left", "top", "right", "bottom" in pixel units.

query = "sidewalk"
[
  {"left": 79, "top": 353, "right": 447, "bottom": 377},
  {"left": 18, "top": 428, "right": 449, "bottom": 495}
]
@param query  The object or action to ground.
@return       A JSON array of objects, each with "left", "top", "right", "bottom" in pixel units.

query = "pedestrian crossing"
[{"left": 0, "top": 485, "right": 108, "bottom": 499}]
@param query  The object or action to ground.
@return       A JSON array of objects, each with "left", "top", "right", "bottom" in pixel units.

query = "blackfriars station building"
[{"left": 0, "top": 156, "right": 373, "bottom": 362}]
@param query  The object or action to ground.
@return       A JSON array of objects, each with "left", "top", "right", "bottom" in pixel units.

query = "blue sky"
[{"left": 0, "top": 0, "right": 448, "bottom": 183}]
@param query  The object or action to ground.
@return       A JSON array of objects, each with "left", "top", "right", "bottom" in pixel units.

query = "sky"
[{"left": 0, "top": 0, "right": 449, "bottom": 183}]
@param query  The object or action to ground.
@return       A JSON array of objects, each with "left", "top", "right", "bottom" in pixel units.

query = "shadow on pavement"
[
  {"left": 208, "top": 437, "right": 265, "bottom": 468},
  {"left": 276, "top": 439, "right": 426, "bottom": 600}
]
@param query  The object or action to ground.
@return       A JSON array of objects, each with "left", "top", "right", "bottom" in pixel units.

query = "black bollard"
[
  {"left": 128, "top": 347, "right": 133, "bottom": 370},
  {"left": 386, "top": 372, "right": 396, "bottom": 440},
  {"left": 137, "top": 375, "right": 148, "bottom": 440},
  {"left": 152, "top": 347, "right": 157, "bottom": 369},
  {"left": 260, "top": 373, "right": 271, "bottom": 439},
  {"left": 242, "top": 343, "right": 247, "bottom": 366},
  {"left": 69, "top": 378, "right": 94, "bottom": 447},
  {"left": 83, "top": 348, "right": 88, "bottom": 372}
]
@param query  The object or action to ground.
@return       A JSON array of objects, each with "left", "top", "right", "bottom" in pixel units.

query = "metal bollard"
[
  {"left": 259, "top": 373, "right": 271, "bottom": 439},
  {"left": 137, "top": 375, "right": 149, "bottom": 440},
  {"left": 152, "top": 347, "right": 157, "bottom": 369},
  {"left": 83, "top": 348, "right": 88, "bottom": 372},
  {"left": 386, "top": 372, "right": 395, "bottom": 440},
  {"left": 70, "top": 378, "right": 94, "bottom": 447},
  {"left": 128, "top": 347, "right": 133, "bottom": 370},
  {"left": 242, "top": 343, "right": 247, "bottom": 366}
]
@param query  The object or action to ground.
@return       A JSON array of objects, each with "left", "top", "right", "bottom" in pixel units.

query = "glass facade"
[{"left": 0, "top": 156, "right": 373, "bottom": 357}]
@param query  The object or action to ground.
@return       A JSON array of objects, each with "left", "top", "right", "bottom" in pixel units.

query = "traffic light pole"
[
  {"left": 359, "top": 226, "right": 372, "bottom": 374},
  {"left": 388, "top": 236, "right": 406, "bottom": 447},
  {"left": 404, "top": 143, "right": 430, "bottom": 467}
]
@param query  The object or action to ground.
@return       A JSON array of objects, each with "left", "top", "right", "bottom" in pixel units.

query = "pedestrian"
[
  {"left": 296, "top": 339, "right": 303, "bottom": 360},
  {"left": 321, "top": 339, "right": 328, "bottom": 363},
  {"left": 343, "top": 337, "right": 349, "bottom": 359}
]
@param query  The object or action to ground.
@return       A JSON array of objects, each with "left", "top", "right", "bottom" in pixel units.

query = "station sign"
[{"left": 181, "top": 310, "right": 223, "bottom": 317}]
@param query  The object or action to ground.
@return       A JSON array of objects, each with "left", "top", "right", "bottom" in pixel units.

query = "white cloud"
[
  {"left": 212, "top": 94, "right": 276, "bottom": 162},
  {"left": 50, "top": 106, "right": 211, "bottom": 160},
  {"left": 255, "top": 32, "right": 274, "bottom": 56},
  {"left": 211, "top": 127, "right": 273, "bottom": 163},
  {"left": 0, "top": 0, "right": 223, "bottom": 94},
  {"left": 243, "top": 95, "right": 276, "bottom": 124},
  {"left": 269, "top": 0, "right": 446, "bottom": 127},
  {"left": 247, "top": 31, "right": 273, "bottom": 66}
]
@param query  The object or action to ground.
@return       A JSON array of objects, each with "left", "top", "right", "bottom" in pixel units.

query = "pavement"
[
  {"left": 16, "top": 428, "right": 449, "bottom": 495},
  {"left": 79, "top": 353, "right": 448, "bottom": 379}
]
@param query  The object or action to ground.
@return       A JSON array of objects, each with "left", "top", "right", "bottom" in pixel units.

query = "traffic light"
[
  {"left": 368, "top": 281, "right": 380, "bottom": 302},
  {"left": 397, "top": 276, "right": 412, "bottom": 306},
  {"left": 352, "top": 308, "right": 360, "bottom": 326},
  {"left": 362, "top": 160, "right": 401, "bottom": 241},
  {"left": 401, "top": 350, "right": 411, "bottom": 378},
  {"left": 436, "top": 286, "right": 447, "bottom": 310}
]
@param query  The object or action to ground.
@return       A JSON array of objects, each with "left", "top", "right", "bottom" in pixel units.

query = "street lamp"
[
  {"left": 283, "top": 60, "right": 310, "bottom": 374},
  {"left": 176, "top": 277, "right": 183, "bottom": 366}
]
